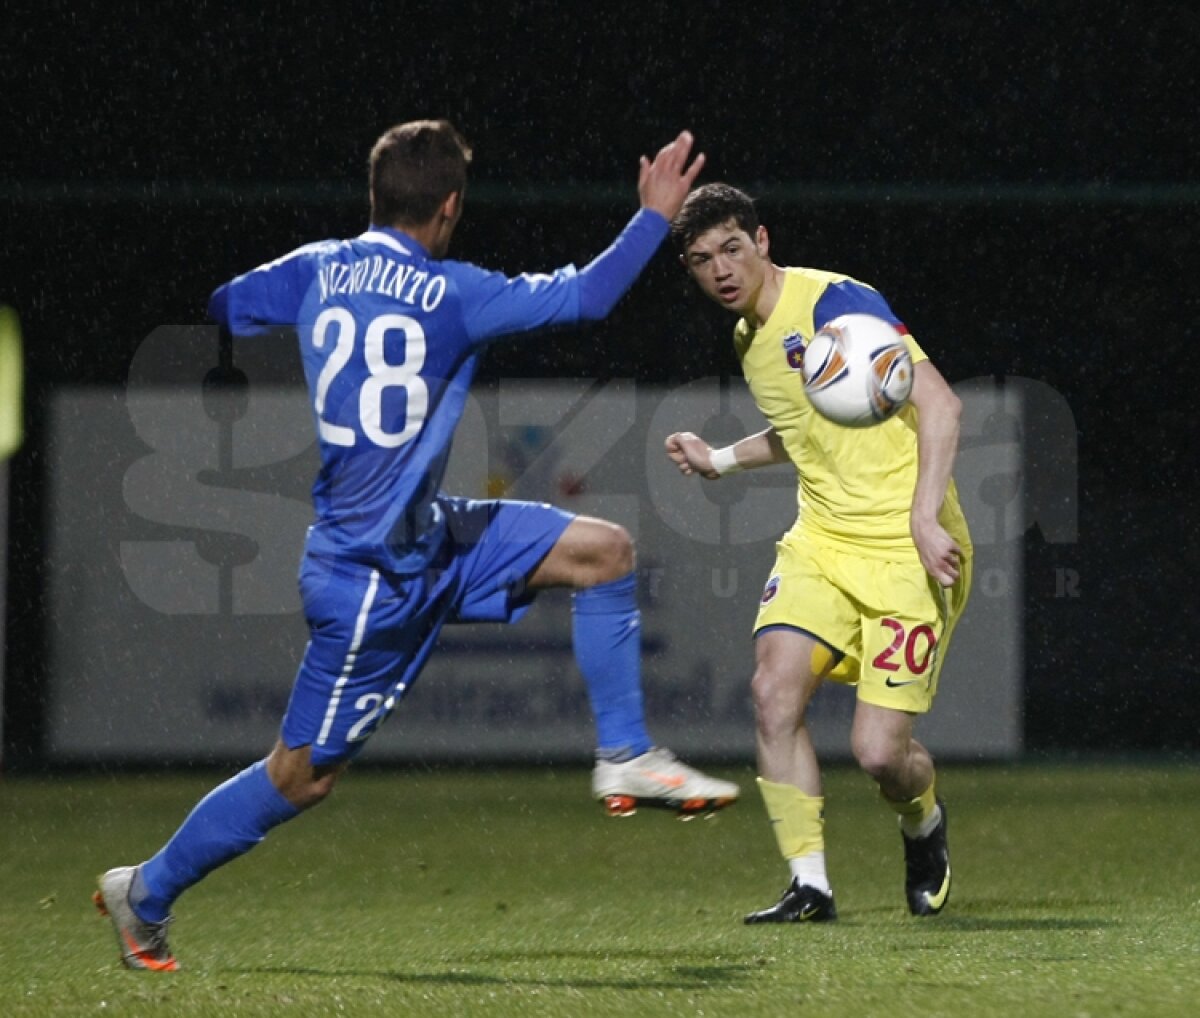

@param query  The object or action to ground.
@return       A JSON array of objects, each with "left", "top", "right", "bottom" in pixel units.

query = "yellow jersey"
[{"left": 734, "top": 267, "right": 970, "bottom": 558}]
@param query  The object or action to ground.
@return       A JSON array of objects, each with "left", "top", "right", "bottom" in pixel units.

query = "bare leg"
[
  {"left": 849, "top": 701, "right": 932, "bottom": 802},
  {"left": 751, "top": 628, "right": 829, "bottom": 794},
  {"left": 526, "top": 516, "right": 634, "bottom": 590},
  {"left": 852, "top": 700, "right": 950, "bottom": 915},
  {"left": 743, "top": 627, "right": 841, "bottom": 921}
]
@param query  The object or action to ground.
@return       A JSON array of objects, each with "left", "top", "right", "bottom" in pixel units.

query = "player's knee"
[
  {"left": 852, "top": 737, "right": 904, "bottom": 784},
  {"left": 268, "top": 745, "right": 346, "bottom": 810},
  {"left": 591, "top": 521, "right": 635, "bottom": 581},
  {"left": 305, "top": 772, "right": 340, "bottom": 807},
  {"left": 751, "top": 666, "right": 804, "bottom": 738},
  {"left": 280, "top": 770, "right": 339, "bottom": 811}
]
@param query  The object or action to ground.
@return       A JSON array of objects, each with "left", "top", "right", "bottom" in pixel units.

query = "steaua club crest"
[
  {"left": 760, "top": 574, "right": 782, "bottom": 605},
  {"left": 782, "top": 332, "right": 807, "bottom": 371}
]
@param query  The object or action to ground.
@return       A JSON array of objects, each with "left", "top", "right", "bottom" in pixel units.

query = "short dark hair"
[
  {"left": 670, "top": 182, "right": 760, "bottom": 252},
  {"left": 369, "top": 119, "right": 473, "bottom": 227}
]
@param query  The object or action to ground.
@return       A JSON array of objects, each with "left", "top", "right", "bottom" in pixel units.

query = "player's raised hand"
[
  {"left": 665, "top": 431, "right": 720, "bottom": 480},
  {"left": 638, "top": 131, "right": 705, "bottom": 221}
]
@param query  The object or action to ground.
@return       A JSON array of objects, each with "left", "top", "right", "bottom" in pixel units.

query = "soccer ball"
[{"left": 801, "top": 313, "right": 914, "bottom": 427}]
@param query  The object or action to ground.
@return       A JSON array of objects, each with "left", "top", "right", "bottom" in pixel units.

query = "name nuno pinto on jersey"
[{"left": 315, "top": 249, "right": 449, "bottom": 309}]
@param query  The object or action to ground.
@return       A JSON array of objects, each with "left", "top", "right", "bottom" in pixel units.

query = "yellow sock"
[
  {"left": 884, "top": 778, "right": 938, "bottom": 837},
  {"left": 756, "top": 777, "right": 825, "bottom": 858}
]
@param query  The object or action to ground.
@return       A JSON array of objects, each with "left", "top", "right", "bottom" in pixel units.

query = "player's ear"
[
  {"left": 755, "top": 225, "right": 770, "bottom": 258},
  {"left": 440, "top": 190, "right": 463, "bottom": 223}
]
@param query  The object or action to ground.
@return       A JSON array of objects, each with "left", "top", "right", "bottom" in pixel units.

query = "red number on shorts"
[
  {"left": 905, "top": 624, "right": 937, "bottom": 674},
  {"left": 872, "top": 619, "right": 938, "bottom": 675},
  {"left": 872, "top": 617, "right": 906, "bottom": 672}
]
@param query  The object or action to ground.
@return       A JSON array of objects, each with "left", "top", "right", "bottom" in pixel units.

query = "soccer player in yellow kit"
[{"left": 665, "top": 183, "right": 972, "bottom": 922}]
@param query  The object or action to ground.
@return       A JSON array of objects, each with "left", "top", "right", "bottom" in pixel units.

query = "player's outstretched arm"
[
  {"left": 638, "top": 131, "right": 706, "bottom": 222},
  {"left": 665, "top": 427, "right": 786, "bottom": 480},
  {"left": 908, "top": 359, "right": 964, "bottom": 586}
]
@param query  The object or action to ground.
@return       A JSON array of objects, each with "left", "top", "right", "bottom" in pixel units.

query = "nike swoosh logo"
[
  {"left": 924, "top": 863, "right": 951, "bottom": 911},
  {"left": 121, "top": 929, "right": 179, "bottom": 971},
  {"left": 644, "top": 771, "right": 687, "bottom": 789},
  {"left": 799, "top": 905, "right": 821, "bottom": 920},
  {"left": 885, "top": 677, "right": 919, "bottom": 688}
]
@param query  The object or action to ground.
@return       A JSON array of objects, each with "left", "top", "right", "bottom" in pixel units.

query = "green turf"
[{"left": 3, "top": 763, "right": 1199, "bottom": 1017}]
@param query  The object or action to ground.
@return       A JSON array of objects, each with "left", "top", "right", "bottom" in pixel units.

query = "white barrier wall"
[{"left": 45, "top": 373, "right": 1029, "bottom": 763}]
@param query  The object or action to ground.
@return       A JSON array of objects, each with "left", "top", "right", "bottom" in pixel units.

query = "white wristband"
[{"left": 709, "top": 445, "right": 743, "bottom": 476}]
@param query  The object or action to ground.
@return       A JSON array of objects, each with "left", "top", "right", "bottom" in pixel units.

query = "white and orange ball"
[{"left": 801, "top": 313, "right": 914, "bottom": 427}]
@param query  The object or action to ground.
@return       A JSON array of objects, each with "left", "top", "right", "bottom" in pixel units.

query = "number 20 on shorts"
[{"left": 872, "top": 618, "right": 937, "bottom": 675}]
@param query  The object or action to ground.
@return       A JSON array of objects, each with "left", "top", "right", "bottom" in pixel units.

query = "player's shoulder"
[
  {"left": 785, "top": 265, "right": 858, "bottom": 287},
  {"left": 243, "top": 239, "right": 343, "bottom": 289},
  {"left": 438, "top": 256, "right": 492, "bottom": 280},
  {"left": 805, "top": 269, "right": 902, "bottom": 326},
  {"left": 266, "top": 238, "right": 342, "bottom": 267},
  {"left": 785, "top": 266, "right": 884, "bottom": 303},
  {"left": 436, "top": 256, "right": 564, "bottom": 307}
]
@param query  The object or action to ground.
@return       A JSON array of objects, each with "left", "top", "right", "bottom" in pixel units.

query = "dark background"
[{"left": 2, "top": 1, "right": 1197, "bottom": 766}]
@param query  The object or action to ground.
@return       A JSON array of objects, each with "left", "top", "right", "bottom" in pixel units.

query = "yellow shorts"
[{"left": 754, "top": 533, "right": 972, "bottom": 713}]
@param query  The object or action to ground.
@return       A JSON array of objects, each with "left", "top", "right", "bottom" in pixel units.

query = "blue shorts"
[{"left": 281, "top": 496, "right": 574, "bottom": 764}]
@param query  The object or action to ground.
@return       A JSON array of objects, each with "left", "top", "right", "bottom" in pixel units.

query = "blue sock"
[
  {"left": 132, "top": 759, "right": 300, "bottom": 922},
  {"left": 572, "top": 571, "right": 653, "bottom": 759}
]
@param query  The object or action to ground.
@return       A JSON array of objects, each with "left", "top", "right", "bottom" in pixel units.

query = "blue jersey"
[{"left": 208, "top": 209, "right": 667, "bottom": 573}]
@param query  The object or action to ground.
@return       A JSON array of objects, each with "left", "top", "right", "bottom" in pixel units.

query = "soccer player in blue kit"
[{"left": 94, "top": 121, "right": 738, "bottom": 971}]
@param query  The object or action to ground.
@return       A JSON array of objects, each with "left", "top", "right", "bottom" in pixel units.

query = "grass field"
[{"left": 2, "top": 762, "right": 1199, "bottom": 1017}]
